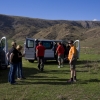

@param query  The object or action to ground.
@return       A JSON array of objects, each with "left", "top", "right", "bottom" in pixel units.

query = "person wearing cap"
[
  {"left": 7, "top": 41, "right": 19, "bottom": 84},
  {"left": 67, "top": 40, "right": 77, "bottom": 83},
  {"left": 56, "top": 42, "right": 65, "bottom": 68},
  {"left": 16, "top": 45, "right": 25, "bottom": 80},
  {"left": 36, "top": 42, "right": 45, "bottom": 71}
]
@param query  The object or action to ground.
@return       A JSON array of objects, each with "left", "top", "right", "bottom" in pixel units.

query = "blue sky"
[{"left": 0, "top": 0, "right": 100, "bottom": 21}]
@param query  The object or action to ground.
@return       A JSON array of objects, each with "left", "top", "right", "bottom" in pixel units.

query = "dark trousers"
[
  {"left": 37, "top": 56, "right": 44, "bottom": 70},
  {"left": 8, "top": 63, "right": 18, "bottom": 84}
]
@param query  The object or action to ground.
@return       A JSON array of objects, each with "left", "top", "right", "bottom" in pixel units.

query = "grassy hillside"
[{"left": 0, "top": 14, "right": 100, "bottom": 48}]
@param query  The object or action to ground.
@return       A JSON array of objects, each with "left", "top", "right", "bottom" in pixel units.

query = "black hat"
[{"left": 68, "top": 40, "right": 74, "bottom": 44}]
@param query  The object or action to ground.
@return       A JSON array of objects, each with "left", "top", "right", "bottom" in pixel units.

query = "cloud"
[{"left": 93, "top": 19, "right": 97, "bottom": 21}]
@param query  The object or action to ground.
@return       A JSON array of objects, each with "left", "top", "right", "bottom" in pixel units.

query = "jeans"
[
  {"left": 8, "top": 63, "right": 18, "bottom": 84},
  {"left": 17, "top": 62, "right": 23, "bottom": 78}
]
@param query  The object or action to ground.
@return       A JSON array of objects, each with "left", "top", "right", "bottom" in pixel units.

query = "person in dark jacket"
[{"left": 8, "top": 41, "right": 19, "bottom": 84}]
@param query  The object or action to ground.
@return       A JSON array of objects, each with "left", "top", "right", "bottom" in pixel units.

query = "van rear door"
[
  {"left": 42, "top": 41, "right": 55, "bottom": 60},
  {"left": 25, "top": 38, "right": 36, "bottom": 61},
  {"left": 74, "top": 40, "right": 80, "bottom": 59},
  {"left": 0, "top": 36, "right": 8, "bottom": 69}
]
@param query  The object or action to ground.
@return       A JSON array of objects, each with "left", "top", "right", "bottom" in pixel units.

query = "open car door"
[
  {"left": 0, "top": 36, "right": 8, "bottom": 69},
  {"left": 74, "top": 40, "right": 80, "bottom": 59},
  {"left": 24, "top": 38, "right": 36, "bottom": 62}
]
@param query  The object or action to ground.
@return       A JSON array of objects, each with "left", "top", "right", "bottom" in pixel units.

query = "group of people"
[
  {"left": 7, "top": 41, "right": 25, "bottom": 85},
  {"left": 55, "top": 40, "right": 77, "bottom": 83},
  {"left": 36, "top": 40, "right": 77, "bottom": 83},
  {"left": 7, "top": 40, "right": 77, "bottom": 84}
]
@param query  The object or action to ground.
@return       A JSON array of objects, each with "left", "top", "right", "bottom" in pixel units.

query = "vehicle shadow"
[{"left": 0, "top": 66, "right": 39, "bottom": 84}]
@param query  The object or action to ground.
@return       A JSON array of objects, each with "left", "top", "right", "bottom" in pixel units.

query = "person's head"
[
  {"left": 57, "top": 42, "right": 61, "bottom": 45},
  {"left": 68, "top": 40, "right": 74, "bottom": 46},
  {"left": 38, "top": 41, "right": 42, "bottom": 45},
  {"left": 11, "top": 41, "right": 17, "bottom": 48},
  {"left": 16, "top": 45, "right": 23, "bottom": 51}
]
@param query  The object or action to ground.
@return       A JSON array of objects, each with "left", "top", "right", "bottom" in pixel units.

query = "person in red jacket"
[
  {"left": 56, "top": 42, "right": 65, "bottom": 68},
  {"left": 36, "top": 42, "right": 45, "bottom": 71}
]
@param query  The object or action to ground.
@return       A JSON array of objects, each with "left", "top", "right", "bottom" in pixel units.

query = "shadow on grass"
[
  {"left": 0, "top": 67, "right": 39, "bottom": 84},
  {"left": 0, "top": 66, "right": 69, "bottom": 84},
  {"left": 85, "top": 79, "right": 100, "bottom": 82},
  {"left": 18, "top": 78, "right": 72, "bottom": 85},
  {"left": 77, "top": 78, "right": 100, "bottom": 84},
  {"left": 1, "top": 62, "right": 100, "bottom": 85},
  {"left": 77, "top": 60, "right": 100, "bottom": 65},
  {"left": 19, "top": 78, "right": 99, "bottom": 85},
  {"left": 34, "top": 60, "right": 69, "bottom": 65},
  {"left": 0, "top": 68, "right": 9, "bottom": 84},
  {"left": 43, "top": 69, "right": 70, "bottom": 74}
]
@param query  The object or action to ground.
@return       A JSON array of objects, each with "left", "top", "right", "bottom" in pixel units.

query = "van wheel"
[{"left": 28, "top": 60, "right": 34, "bottom": 63}]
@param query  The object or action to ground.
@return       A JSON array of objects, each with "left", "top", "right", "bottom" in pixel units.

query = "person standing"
[
  {"left": 36, "top": 42, "right": 45, "bottom": 71},
  {"left": 56, "top": 42, "right": 65, "bottom": 68},
  {"left": 16, "top": 45, "right": 25, "bottom": 80},
  {"left": 67, "top": 40, "right": 77, "bottom": 83},
  {"left": 7, "top": 41, "right": 18, "bottom": 84},
  {"left": 65, "top": 43, "right": 70, "bottom": 59}
]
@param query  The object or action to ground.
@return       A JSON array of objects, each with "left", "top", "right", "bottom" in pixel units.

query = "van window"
[
  {"left": 42, "top": 41, "right": 53, "bottom": 49},
  {"left": 26, "top": 40, "right": 34, "bottom": 48}
]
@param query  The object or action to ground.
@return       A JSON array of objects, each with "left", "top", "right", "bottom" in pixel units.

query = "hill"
[{"left": 0, "top": 14, "right": 100, "bottom": 48}]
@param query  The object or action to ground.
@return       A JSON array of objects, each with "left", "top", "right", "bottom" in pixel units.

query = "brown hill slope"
[{"left": 0, "top": 14, "right": 100, "bottom": 47}]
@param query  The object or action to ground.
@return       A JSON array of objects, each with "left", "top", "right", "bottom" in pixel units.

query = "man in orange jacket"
[{"left": 67, "top": 40, "right": 77, "bottom": 83}]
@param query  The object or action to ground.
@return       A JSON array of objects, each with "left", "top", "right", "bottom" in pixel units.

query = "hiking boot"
[
  {"left": 73, "top": 79, "right": 77, "bottom": 82},
  {"left": 67, "top": 79, "right": 73, "bottom": 83}
]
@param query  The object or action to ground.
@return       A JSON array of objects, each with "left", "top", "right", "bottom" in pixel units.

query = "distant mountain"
[{"left": 0, "top": 14, "right": 100, "bottom": 47}]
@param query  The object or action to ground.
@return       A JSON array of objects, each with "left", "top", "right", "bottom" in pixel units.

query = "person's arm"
[
  {"left": 6, "top": 52, "right": 9, "bottom": 60},
  {"left": 69, "top": 54, "right": 74, "bottom": 63},
  {"left": 18, "top": 52, "right": 23, "bottom": 57},
  {"left": 22, "top": 53, "right": 25, "bottom": 57},
  {"left": 56, "top": 46, "right": 59, "bottom": 55},
  {"left": 36, "top": 49, "right": 38, "bottom": 57},
  {"left": 10, "top": 53, "right": 14, "bottom": 63}
]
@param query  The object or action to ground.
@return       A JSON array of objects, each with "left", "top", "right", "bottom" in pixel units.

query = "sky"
[{"left": 0, "top": 0, "right": 100, "bottom": 21}]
